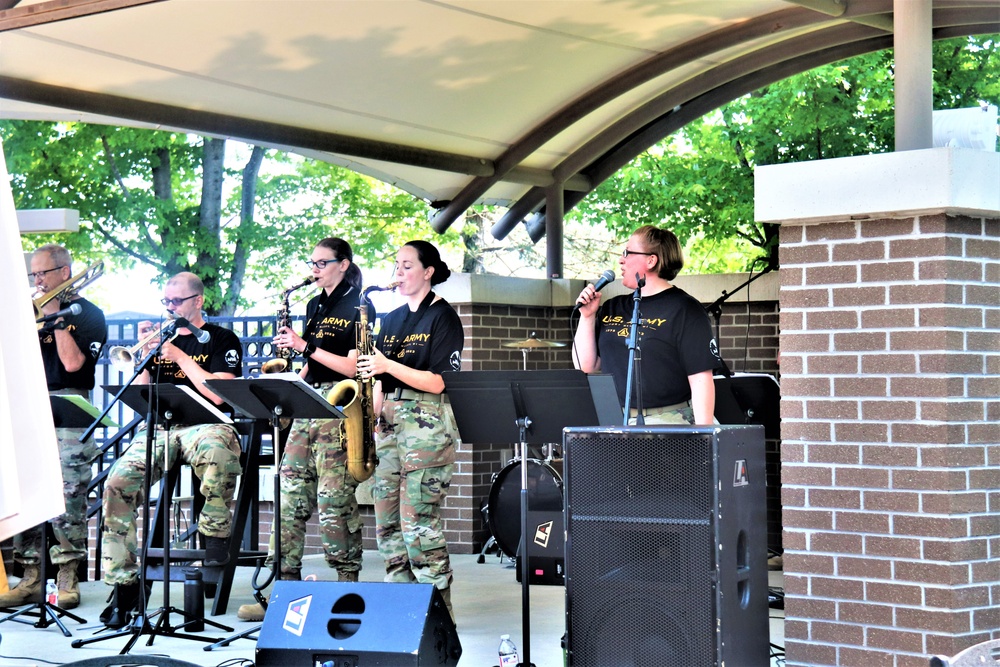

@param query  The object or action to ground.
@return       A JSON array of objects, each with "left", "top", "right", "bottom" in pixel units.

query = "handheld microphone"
[
  {"left": 574, "top": 269, "right": 616, "bottom": 311},
  {"left": 36, "top": 302, "right": 82, "bottom": 324},
  {"left": 172, "top": 317, "right": 211, "bottom": 344}
]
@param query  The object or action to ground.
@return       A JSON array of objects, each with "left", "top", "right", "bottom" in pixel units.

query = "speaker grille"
[{"left": 565, "top": 429, "right": 716, "bottom": 666}]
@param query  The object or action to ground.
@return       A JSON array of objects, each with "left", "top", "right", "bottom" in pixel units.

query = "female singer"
[
  {"left": 573, "top": 224, "right": 721, "bottom": 425},
  {"left": 238, "top": 237, "right": 367, "bottom": 621},
  {"left": 356, "top": 240, "right": 463, "bottom": 621}
]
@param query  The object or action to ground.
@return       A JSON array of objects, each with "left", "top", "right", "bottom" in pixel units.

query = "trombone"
[
  {"left": 108, "top": 314, "right": 180, "bottom": 373},
  {"left": 33, "top": 261, "right": 103, "bottom": 330}
]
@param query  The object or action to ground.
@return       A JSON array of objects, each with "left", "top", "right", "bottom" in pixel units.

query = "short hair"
[
  {"left": 404, "top": 240, "right": 452, "bottom": 286},
  {"left": 315, "top": 237, "right": 362, "bottom": 290},
  {"left": 633, "top": 225, "right": 684, "bottom": 281},
  {"left": 167, "top": 271, "right": 205, "bottom": 296},
  {"left": 34, "top": 243, "right": 71, "bottom": 269}
]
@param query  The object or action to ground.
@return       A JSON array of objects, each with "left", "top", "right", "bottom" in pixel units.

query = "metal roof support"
[
  {"left": 544, "top": 184, "right": 564, "bottom": 279},
  {"left": 894, "top": 0, "right": 934, "bottom": 151},
  {"left": 428, "top": 6, "right": 828, "bottom": 234}
]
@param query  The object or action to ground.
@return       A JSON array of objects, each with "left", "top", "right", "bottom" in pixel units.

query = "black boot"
[
  {"left": 99, "top": 581, "right": 143, "bottom": 630},
  {"left": 203, "top": 536, "right": 230, "bottom": 567}
]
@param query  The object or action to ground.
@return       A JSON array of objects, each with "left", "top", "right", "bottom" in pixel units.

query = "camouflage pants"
[
  {"left": 630, "top": 401, "right": 696, "bottom": 425},
  {"left": 13, "top": 427, "right": 97, "bottom": 566},
  {"left": 265, "top": 416, "right": 362, "bottom": 577},
  {"left": 373, "top": 399, "right": 456, "bottom": 591},
  {"left": 102, "top": 423, "right": 242, "bottom": 585}
]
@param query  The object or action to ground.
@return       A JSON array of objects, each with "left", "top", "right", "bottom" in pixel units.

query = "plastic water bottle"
[
  {"left": 45, "top": 578, "right": 58, "bottom": 606},
  {"left": 498, "top": 634, "right": 519, "bottom": 667}
]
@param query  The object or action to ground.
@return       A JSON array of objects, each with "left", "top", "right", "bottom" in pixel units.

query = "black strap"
[
  {"left": 302, "top": 282, "right": 354, "bottom": 343},
  {"left": 386, "top": 290, "right": 435, "bottom": 360}
]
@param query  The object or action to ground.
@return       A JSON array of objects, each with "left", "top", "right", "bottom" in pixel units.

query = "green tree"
[
  {"left": 3, "top": 122, "right": 452, "bottom": 314},
  {"left": 572, "top": 35, "right": 998, "bottom": 272}
]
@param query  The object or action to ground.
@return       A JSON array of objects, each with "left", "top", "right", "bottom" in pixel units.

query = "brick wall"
[{"left": 779, "top": 214, "right": 1000, "bottom": 666}]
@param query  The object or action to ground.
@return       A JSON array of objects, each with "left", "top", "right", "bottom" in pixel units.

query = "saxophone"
[
  {"left": 327, "top": 282, "right": 398, "bottom": 482},
  {"left": 261, "top": 276, "right": 317, "bottom": 374}
]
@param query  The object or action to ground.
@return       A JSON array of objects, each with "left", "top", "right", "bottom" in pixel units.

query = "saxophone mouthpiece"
[{"left": 363, "top": 282, "right": 400, "bottom": 298}]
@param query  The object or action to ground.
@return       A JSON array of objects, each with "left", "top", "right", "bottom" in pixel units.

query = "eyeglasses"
[
  {"left": 305, "top": 257, "right": 344, "bottom": 270},
  {"left": 621, "top": 249, "right": 654, "bottom": 259},
  {"left": 160, "top": 294, "right": 199, "bottom": 307},
  {"left": 28, "top": 266, "right": 65, "bottom": 281}
]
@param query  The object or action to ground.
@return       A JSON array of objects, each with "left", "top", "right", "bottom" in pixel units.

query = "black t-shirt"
[
  {"left": 40, "top": 296, "right": 107, "bottom": 391},
  {"left": 301, "top": 282, "right": 372, "bottom": 385},
  {"left": 596, "top": 286, "right": 721, "bottom": 407},
  {"left": 375, "top": 296, "right": 464, "bottom": 394},
  {"left": 148, "top": 322, "right": 243, "bottom": 389}
]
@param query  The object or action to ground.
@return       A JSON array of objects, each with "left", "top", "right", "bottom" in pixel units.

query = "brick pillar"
[{"left": 780, "top": 213, "right": 1000, "bottom": 666}]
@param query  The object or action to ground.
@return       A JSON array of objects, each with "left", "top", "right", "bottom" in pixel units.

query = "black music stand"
[
  {"left": 0, "top": 395, "right": 108, "bottom": 635},
  {"left": 714, "top": 373, "right": 781, "bottom": 440},
  {"left": 201, "top": 376, "right": 345, "bottom": 651},
  {"left": 443, "top": 369, "right": 606, "bottom": 667},
  {"left": 72, "top": 383, "right": 235, "bottom": 652}
]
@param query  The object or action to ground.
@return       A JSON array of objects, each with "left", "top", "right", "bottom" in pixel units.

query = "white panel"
[{"left": 0, "top": 140, "right": 66, "bottom": 541}]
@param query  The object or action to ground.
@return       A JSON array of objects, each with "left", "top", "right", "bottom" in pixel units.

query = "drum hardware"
[{"left": 502, "top": 332, "right": 567, "bottom": 370}]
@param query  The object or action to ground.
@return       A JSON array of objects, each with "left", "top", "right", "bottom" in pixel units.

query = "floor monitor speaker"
[
  {"left": 255, "top": 581, "right": 461, "bottom": 667},
  {"left": 563, "top": 425, "right": 768, "bottom": 667}
]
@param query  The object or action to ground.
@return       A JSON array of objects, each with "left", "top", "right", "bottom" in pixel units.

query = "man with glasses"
[
  {"left": 0, "top": 245, "right": 107, "bottom": 610},
  {"left": 573, "top": 225, "right": 721, "bottom": 425},
  {"left": 99, "top": 272, "right": 244, "bottom": 629}
]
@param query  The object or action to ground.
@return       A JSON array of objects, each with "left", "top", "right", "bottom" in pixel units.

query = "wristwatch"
[{"left": 302, "top": 342, "right": 317, "bottom": 359}]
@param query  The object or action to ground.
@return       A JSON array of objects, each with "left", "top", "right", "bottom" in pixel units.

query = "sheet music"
[{"left": 177, "top": 384, "right": 234, "bottom": 424}]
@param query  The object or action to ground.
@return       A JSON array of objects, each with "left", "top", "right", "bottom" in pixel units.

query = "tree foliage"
[
  {"left": 2, "top": 122, "right": 454, "bottom": 314},
  {"left": 571, "top": 35, "right": 998, "bottom": 273}
]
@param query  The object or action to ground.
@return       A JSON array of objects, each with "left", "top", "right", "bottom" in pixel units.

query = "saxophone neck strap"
[
  {"left": 386, "top": 290, "right": 434, "bottom": 360},
  {"left": 303, "top": 282, "right": 354, "bottom": 342}
]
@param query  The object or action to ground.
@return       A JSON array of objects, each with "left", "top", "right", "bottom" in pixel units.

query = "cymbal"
[{"left": 503, "top": 333, "right": 567, "bottom": 349}]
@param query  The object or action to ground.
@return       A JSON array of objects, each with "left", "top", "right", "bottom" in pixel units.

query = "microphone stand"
[
  {"left": 703, "top": 264, "right": 773, "bottom": 378},
  {"left": 621, "top": 274, "right": 645, "bottom": 426}
]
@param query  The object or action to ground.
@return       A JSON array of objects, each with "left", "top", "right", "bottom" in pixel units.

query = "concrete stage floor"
[{"left": 0, "top": 550, "right": 785, "bottom": 666}]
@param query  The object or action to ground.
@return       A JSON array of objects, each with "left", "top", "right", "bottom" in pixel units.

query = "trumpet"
[
  {"left": 108, "top": 315, "right": 180, "bottom": 373},
  {"left": 33, "top": 261, "right": 103, "bottom": 330}
]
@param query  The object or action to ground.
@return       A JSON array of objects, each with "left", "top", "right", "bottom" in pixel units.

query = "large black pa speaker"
[
  {"left": 563, "top": 425, "right": 768, "bottom": 667},
  {"left": 255, "top": 581, "right": 462, "bottom": 666}
]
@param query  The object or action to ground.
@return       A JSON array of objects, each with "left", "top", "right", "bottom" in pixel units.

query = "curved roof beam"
[
  {"left": 492, "top": 19, "right": 890, "bottom": 240},
  {"left": 522, "top": 13, "right": 999, "bottom": 241},
  {"left": 429, "top": 4, "right": 842, "bottom": 233}
]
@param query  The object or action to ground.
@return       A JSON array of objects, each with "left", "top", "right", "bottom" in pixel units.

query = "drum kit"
[{"left": 482, "top": 333, "right": 568, "bottom": 562}]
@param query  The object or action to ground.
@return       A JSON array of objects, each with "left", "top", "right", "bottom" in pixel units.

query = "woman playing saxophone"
[
  {"left": 355, "top": 239, "right": 464, "bottom": 623},
  {"left": 238, "top": 237, "right": 371, "bottom": 622}
]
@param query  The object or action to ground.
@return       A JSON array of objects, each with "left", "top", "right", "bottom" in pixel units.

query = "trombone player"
[{"left": 0, "top": 244, "right": 107, "bottom": 610}]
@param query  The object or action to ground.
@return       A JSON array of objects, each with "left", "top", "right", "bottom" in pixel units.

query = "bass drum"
[{"left": 487, "top": 458, "right": 564, "bottom": 559}]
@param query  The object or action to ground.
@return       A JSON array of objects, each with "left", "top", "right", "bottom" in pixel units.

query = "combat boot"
[
  {"left": 56, "top": 562, "right": 81, "bottom": 609},
  {"left": 203, "top": 536, "right": 230, "bottom": 567},
  {"left": 0, "top": 564, "right": 41, "bottom": 606},
  {"left": 236, "top": 571, "right": 300, "bottom": 621},
  {"left": 337, "top": 570, "right": 359, "bottom": 582},
  {"left": 439, "top": 586, "right": 455, "bottom": 625},
  {"left": 99, "top": 580, "right": 144, "bottom": 629}
]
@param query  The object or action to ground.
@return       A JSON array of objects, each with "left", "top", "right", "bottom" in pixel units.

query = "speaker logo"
[
  {"left": 282, "top": 594, "right": 313, "bottom": 636},
  {"left": 534, "top": 520, "right": 554, "bottom": 548},
  {"left": 733, "top": 460, "right": 749, "bottom": 487}
]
